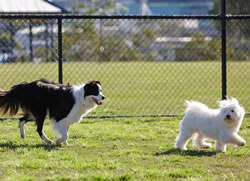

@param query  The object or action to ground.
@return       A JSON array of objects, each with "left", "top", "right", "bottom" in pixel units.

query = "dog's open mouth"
[
  {"left": 224, "top": 118, "right": 234, "bottom": 124},
  {"left": 92, "top": 97, "right": 103, "bottom": 105}
]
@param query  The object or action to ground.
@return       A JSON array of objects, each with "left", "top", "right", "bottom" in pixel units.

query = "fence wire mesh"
[
  {"left": 0, "top": 16, "right": 249, "bottom": 117},
  {"left": 0, "top": 19, "right": 58, "bottom": 87}
]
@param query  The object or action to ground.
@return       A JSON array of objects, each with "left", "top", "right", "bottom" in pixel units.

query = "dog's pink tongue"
[
  {"left": 92, "top": 97, "right": 103, "bottom": 105},
  {"left": 98, "top": 100, "right": 103, "bottom": 105}
]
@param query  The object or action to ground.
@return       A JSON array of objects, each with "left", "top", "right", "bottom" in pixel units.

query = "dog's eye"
[{"left": 231, "top": 110, "right": 234, "bottom": 113}]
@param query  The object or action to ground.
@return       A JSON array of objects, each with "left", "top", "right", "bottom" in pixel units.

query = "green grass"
[
  {"left": 0, "top": 61, "right": 249, "bottom": 180},
  {"left": 0, "top": 61, "right": 249, "bottom": 115},
  {"left": 0, "top": 116, "right": 249, "bottom": 180}
]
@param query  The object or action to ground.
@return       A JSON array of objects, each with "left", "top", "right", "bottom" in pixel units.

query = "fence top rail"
[{"left": 0, "top": 14, "right": 249, "bottom": 20}]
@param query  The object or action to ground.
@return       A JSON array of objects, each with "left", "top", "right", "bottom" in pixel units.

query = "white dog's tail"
[{"left": 185, "top": 100, "right": 209, "bottom": 114}]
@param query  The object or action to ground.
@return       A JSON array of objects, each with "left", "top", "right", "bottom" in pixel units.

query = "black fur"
[
  {"left": 0, "top": 79, "right": 74, "bottom": 121},
  {"left": 84, "top": 81, "right": 101, "bottom": 97},
  {"left": 0, "top": 79, "right": 75, "bottom": 142}
]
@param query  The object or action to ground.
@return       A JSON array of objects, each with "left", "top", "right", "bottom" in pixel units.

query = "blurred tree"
[
  {"left": 64, "top": 0, "right": 131, "bottom": 62},
  {"left": 179, "top": 33, "right": 236, "bottom": 61},
  {"left": 98, "top": 36, "right": 144, "bottom": 61},
  {"left": 210, "top": 0, "right": 250, "bottom": 60},
  {"left": 210, "top": 0, "right": 250, "bottom": 38},
  {"left": 0, "top": 21, "right": 26, "bottom": 52},
  {"left": 0, "top": 33, "right": 23, "bottom": 62},
  {"left": 131, "top": 27, "right": 156, "bottom": 61},
  {"left": 210, "top": 0, "right": 250, "bottom": 15},
  {"left": 0, "top": 33, "right": 21, "bottom": 52},
  {"left": 62, "top": 19, "right": 99, "bottom": 61}
]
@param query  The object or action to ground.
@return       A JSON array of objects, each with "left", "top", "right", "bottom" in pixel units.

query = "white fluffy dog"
[{"left": 175, "top": 98, "right": 246, "bottom": 152}]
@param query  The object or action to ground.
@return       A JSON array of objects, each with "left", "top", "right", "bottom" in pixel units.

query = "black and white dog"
[{"left": 0, "top": 79, "right": 105, "bottom": 145}]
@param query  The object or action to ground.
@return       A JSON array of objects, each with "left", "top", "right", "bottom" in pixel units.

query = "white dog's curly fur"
[{"left": 175, "top": 98, "right": 246, "bottom": 152}]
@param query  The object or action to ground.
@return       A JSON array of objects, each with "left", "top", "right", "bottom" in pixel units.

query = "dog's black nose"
[
  {"left": 226, "top": 115, "right": 231, "bottom": 119},
  {"left": 102, "top": 96, "right": 105, "bottom": 100}
]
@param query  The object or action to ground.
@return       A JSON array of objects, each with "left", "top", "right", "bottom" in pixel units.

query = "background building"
[{"left": 50, "top": 0, "right": 214, "bottom": 15}]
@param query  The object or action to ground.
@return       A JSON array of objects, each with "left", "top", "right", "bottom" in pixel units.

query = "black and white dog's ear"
[
  {"left": 84, "top": 80, "right": 101, "bottom": 97},
  {"left": 87, "top": 80, "right": 101, "bottom": 85}
]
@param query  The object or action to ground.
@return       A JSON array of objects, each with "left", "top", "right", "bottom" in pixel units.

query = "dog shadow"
[
  {"left": 0, "top": 142, "right": 58, "bottom": 151},
  {"left": 154, "top": 148, "right": 217, "bottom": 157}
]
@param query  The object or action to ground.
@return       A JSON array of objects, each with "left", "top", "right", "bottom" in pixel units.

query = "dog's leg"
[
  {"left": 229, "top": 133, "right": 246, "bottom": 147},
  {"left": 175, "top": 129, "right": 193, "bottom": 151},
  {"left": 193, "top": 133, "right": 212, "bottom": 149},
  {"left": 19, "top": 113, "right": 34, "bottom": 139},
  {"left": 53, "top": 121, "right": 69, "bottom": 146},
  {"left": 36, "top": 113, "right": 53, "bottom": 144},
  {"left": 56, "top": 125, "right": 68, "bottom": 146},
  {"left": 220, "top": 133, "right": 246, "bottom": 147},
  {"left": 215, "top": 141, "right": 226, "bottom": 152},
  {"left": 62, "top": 125, "right": 70, "bottom": 145},
  {"left": 19, "top": 117, "right": 26, "bottom": 139}
]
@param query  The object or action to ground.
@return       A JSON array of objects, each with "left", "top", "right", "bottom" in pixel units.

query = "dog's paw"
[
  {"left": 56, "top": 139, "right": 63, "bottom": 146},
  {"left": 20, "top": 134, "right": 25, "bottom": 139},
  {"left": 56, "top": 137, "right": 69, "bottom": 146},
  {"left": 176, "top": 147, "right": 187, "bottom": 151},
  {"left": 216, "top": 149, "right": 226, "bottom": 153},
  {"left": 201, "top": 143, "right": 212, "bottom": 149},
  {"left": 63, "top": 141, "right": 69, "bottom": 146},
  {"left": 237, "top": 140, "right": 246, "bottom": 147},
  {"left": 47, "top": 140, "right": 54, "bottom": 144}
]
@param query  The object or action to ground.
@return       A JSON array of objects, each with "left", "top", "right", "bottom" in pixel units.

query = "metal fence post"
[
  {"left": 29, "top": 21, "right": 33, "bottom": 62},
  {"left": 221, "top": 0, "right": 227, "bottom": 99},
  {"left": 58, "top": 17, "right": 63, "bottom": 84}
]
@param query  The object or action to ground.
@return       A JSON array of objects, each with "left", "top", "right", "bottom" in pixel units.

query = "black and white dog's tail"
[{"left": 0, "top": 82, "right": 26, "bottom": 116}]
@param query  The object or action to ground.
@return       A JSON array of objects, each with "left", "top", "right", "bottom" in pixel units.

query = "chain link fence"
[{"left": 0, "top": 14, "right": 249, "bottom": 117}]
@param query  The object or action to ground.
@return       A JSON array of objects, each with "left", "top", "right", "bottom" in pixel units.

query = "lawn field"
[
  {"left": 0, "top": 61, "right": 249, "bottom": 116},
  {"left": 0, "top": 116, "right": 249, "bottom": 180},
  {"left": 0, "top": 61, "right": 249, "bottom": 180}
]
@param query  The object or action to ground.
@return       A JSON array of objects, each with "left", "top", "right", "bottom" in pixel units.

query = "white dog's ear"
[
  {"left": 184, "top": 100, "right": 191, "bottom": 106},
  {"left": 231, "top": 97, "right": 239, "bottom": 105},
  {"left": 218, "top": 99, "right": 227, "bottom": 108}
]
